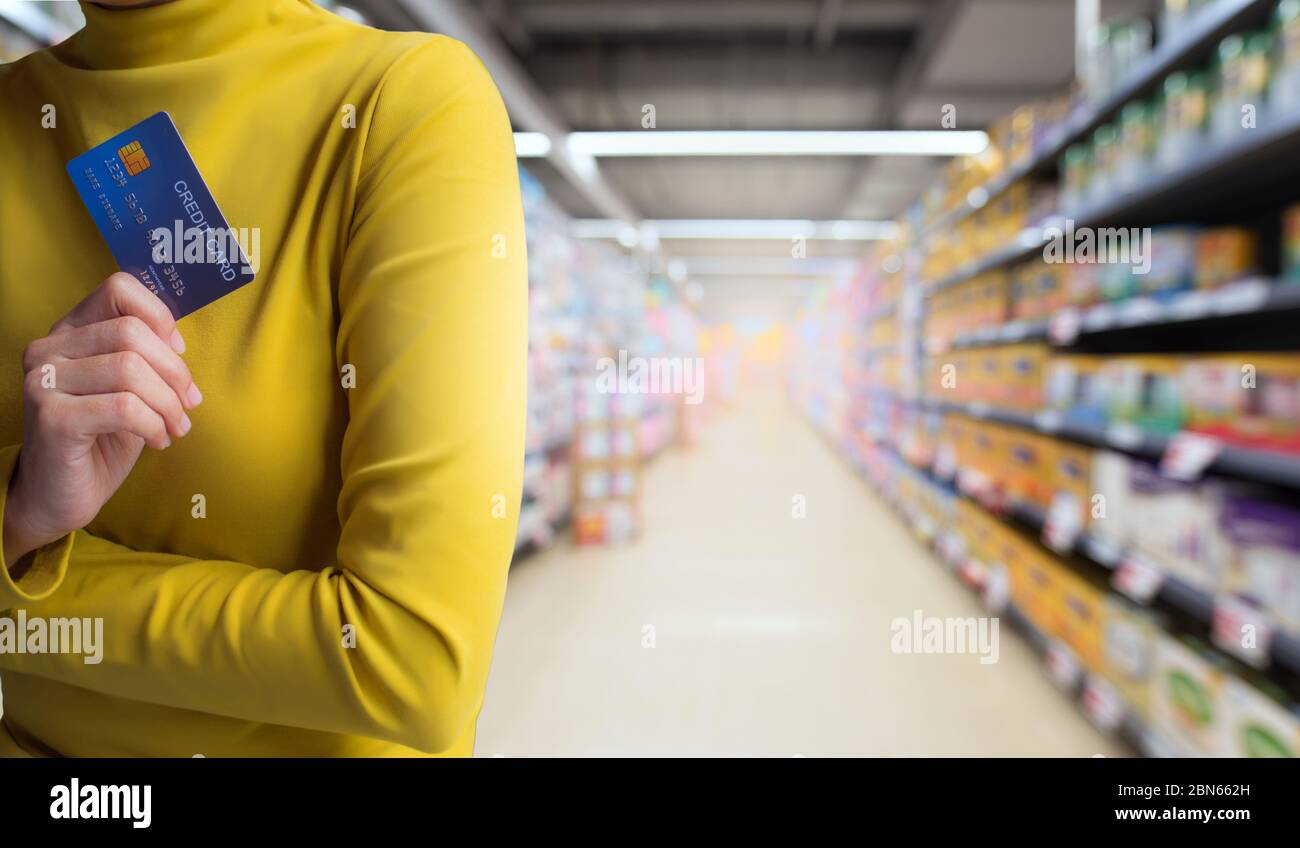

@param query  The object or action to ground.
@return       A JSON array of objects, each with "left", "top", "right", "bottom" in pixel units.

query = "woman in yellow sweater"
[{"left": 0, "top": 0, "right": 527, "bottom": 756}]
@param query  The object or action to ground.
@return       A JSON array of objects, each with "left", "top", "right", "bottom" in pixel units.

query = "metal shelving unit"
[
  {"left": 918, "top": 0, "right": 1274, "bottom": 241},
  {"left": 929, "top": 398, "right": 1300, "bottom": 491}
]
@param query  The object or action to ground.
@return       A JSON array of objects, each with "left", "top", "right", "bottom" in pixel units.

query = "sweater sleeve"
[{"left": 0, "top": 37, "right": 528, "bottom": 754}]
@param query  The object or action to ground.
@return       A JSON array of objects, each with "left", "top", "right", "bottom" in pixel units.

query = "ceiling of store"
[{"left": 351, "top": 0, "right": 1153, "bottom": 321}]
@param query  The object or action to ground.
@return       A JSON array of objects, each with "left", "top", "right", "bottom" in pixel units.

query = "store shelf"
[
  {"left": 860, "top": 416, "right": 1300, "bottom": 682},
  {"left": 922, "top": 226, "right": 1053, "bottom": 298},
  {"left": 929, "top": 398, "right": 1300, "bottom": 491},
  {"left": 945, "top": 317, "right": 1050, "bottom": 350},
  {"left": 998, "top": 494, "right": 1300, "bottom": 679},
  {"left": 1066, "top": 105, "right": 1300, "bottom": 227},
  {"left": 919, "top": 0, "right": 1272, "bottom": 239},
  {"left": 1051, "top": 0, "right": 1271, "bottom": 167},
  {"left": 938, "top": 278, "right": 1300, "bottom": 351},
  {"left": 924, "top": 99, "right": 1300, "bottom": 297},
  {"left": 854, "top": 432, "right": 1150, "bottom": 754}
]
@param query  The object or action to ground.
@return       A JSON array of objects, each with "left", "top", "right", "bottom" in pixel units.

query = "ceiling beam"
[
  {"left": 880, "top": 0, "right": 963, "bottom": 125},
  {"left": 398, "top": 0, "right": 639, "bottom": 223},
  {"left": 812, "top": 0, "right": 844, "bottom": 52}
]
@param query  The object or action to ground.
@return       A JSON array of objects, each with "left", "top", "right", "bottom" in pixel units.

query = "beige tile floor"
[{"left": 477, "top": 389, "right": 1127, "bottom": 757}]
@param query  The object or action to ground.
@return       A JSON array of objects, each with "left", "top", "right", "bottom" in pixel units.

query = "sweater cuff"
[{"left": 0, "top": 444, "right": 74, "bottom": 608}]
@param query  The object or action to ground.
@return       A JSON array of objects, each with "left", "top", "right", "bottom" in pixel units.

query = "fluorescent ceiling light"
[
  {"left": 514, "top": 132, "right": 552, "bottom": 157},
  {"left": 566, "top": 130, "right": 989, "bottom": 157},
  {"left": 679, "top": 258, "right": 855, "bottom": 276},
  {"left": 571, "top": 219, "right": 897, "bottom": 241}
]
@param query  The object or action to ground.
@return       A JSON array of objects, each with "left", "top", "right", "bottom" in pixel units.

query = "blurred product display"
[
  {"left": 517, "top": 170, "right": 703, "bottom": 552},
  {"left": 791, "top": 0, "right": 1300, "bottom": 757}
]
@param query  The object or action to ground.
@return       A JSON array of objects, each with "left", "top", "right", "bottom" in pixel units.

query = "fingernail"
[
  {"left": 170, "top": 329, "right": 186, "bottom": 354},
  {"left": 178, "top": 413, "right": 192, "bottom": 437},
  {"left": 186, "top": 383, "right": 203, "bottom": 407},
  {"left": 162, "top": 436, "right": 171, "bottom": 449}
]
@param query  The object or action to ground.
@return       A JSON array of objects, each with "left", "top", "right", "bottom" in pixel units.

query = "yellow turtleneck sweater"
[{"left": 0, "top": 0, "right": 526, "bottom": 756}]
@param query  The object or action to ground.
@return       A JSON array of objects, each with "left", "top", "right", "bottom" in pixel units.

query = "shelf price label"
[
  {"left": 1112, "top": 552, "right": 1165, "bottom": 605},
  {"left": 1211, "top": 597, "right": 1273, "bottom": 670},
  {"left": 936, "top": 530, "right": 965, "bottom": 567},
  {"left": 1048, "top": 307, "right": 1082, "bottom": 345},
  {"left": 1046, "top": 641, "right": 1082, "bottom": 690},
  {"left": 1159, "top": 431, "right": 1222, "bottom": 482},
  {"left": 982, "top": 563, "right": 1010, "bottom": 614},
  {"left": 933, "top": 442, "right": 958, "bottom": 480},
  {"left": 1042, "top": 490, "right": 1082, "bottom": 553},
  {"left": 1081, "top": 675, "right": 1124, "bottom": 733}
]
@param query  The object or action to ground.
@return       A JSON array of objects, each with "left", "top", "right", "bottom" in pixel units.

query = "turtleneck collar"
[{"left": 60, "top": 0, "right": 276, "bottom": 70}]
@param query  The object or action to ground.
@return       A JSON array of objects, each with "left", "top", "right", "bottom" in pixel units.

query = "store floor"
[{"left": 478, "top": 388, "right": 1128, "bottom": 757}]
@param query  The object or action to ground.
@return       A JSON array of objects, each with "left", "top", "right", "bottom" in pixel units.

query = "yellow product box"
[
  {"left": 960, "top": 500, "right": 997, "bottom": 565},
  {"left": 1005, "top": 430, "right": 1052, "bottom": 509},
  {"left": 986, "top": 423, "right": 1015, "bottom": 485},
  {"left": 1017, "top": 546, "right": 1061, "bottom": 637},
  {"left": 1102, "top": 597, "right": 1158, "bottom": 720},
  {"left": 1050, "top": 439, "right": 1094, "bottom": 527},
  {"left": 1194, "top": 227, "right": 1258, "bottom": 289},
  {"left": 971, "top": 348, "right": 1002, "bottom": 404},
  {"left": 987, "top": 520, "right": 1030, "bottom": 598},
  {"left": 992, "top": 180, "right": 1030, "bottom": 244},
  {"left": 1052, "top": 564, "right": 1107, "bottom": 675},
  {"left": 1002, "top": 343, "right": 1047, "bottom": 410}
]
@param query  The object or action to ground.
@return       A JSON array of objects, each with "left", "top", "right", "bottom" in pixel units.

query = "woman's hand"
[{"left": 2, "top": 273, "right": 202, "bottom": 566}]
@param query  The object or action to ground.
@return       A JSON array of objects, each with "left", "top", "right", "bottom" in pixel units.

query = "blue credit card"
[{"left": 66, "top": 112, "right": 256, "bottom": 319}]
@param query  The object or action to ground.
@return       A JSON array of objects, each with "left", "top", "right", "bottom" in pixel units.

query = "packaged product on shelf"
[
  {"left": 1089, "top": 124, "right": 1120, "bottom": 202},
  {"left": 991, "top": 181, "right": 1029, "bottom": 245},
  {"left": 1086, "top": 17, "right": 1153, "bottom": 103},
  {"left": 1216, "top": 675, "right": 1300, "bottom": 757},
  {"left": 1211, "top": 32, "right": 1273, "bottom": 143},
  {"left": 1150, "top": 634, "right": 1224, "bottom": 756},
  {"left": 1158, "top": 70, "right": 1209, "bottom": 171},
  {"left": 1102, "top": 596, "right": 1160, "bottom": 719},
  {"left": 1217, "top": 493, "right": 1300, "bottom": 633},
  {"left": 1284, "top": 203, "right": 1300, "bottom": 283},
  {"left": 1064, "top": 261, "right": 1103, "bottom": 306},
  {"left": 1091, "top": 451, "right": 1228, "bottom": 592},
  {"left": 1017, "top": 546, "right": 1062, "bottom": 638},
  {"left": 977, "top": 348, "right": 1006, "bottom": 405},
  {"left": 1010, "top": 261, "right": 1066, "bottom": 320},
  {"left": 1193, "top": 227, "right": 1258, "bottom": 289},
  {"left": 1103, "top": 355, "right": 1185, "bottom": 434},
  {"left": 1060, "top": 142, "right": 1091, "bottom": 211},
  {"left": 1045, "top": 354, "right": 1110, "bottom": 427},
  {"left": 1050, "top": 440, "right": 1094, "bottom": 530},
  {"left": 1005, "top": 429, "right": 1052, "bottom": 510},
  {"left": 1116, "top": 100, "right": 1156, "bottom": 190},
  {"left": 1161, "top": 0, "right": 1210, "bottom": 40},
  {"left": 1050, "top": 564, "right": 1108, "bottom": 675},
  {"left": 1183, "top": 353, "right": 1300, "bottom": 451},
  {"left": 1139, "top": 226, "right": 1198, "bottom": 298},
  {"left": 1003, "top": 343, "right": 1047, "bottom": 410},
  {"left": 1275, "top": 0, "right": 1300, "bottom": 113}
]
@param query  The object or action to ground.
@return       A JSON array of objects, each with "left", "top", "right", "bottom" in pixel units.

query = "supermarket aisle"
[{"left": 479, "top": 390, "right": 1127, "bottom": 757}]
